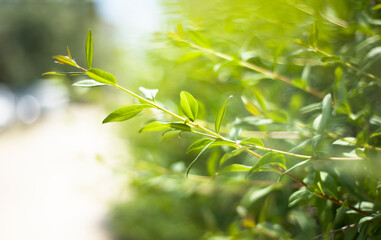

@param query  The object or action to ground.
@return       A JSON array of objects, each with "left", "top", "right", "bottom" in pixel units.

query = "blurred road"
[{"left": 0, "top": 105, "right": 128, "bottom": 240}]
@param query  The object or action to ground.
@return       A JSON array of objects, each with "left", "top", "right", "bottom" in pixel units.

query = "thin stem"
[
  {"left": 311, "top": 224, "right": 357, "bottom": 240},
  {"left": 312, "top": 46, "right": 381, "bottom": 83},
  {"left": 187, "top": 42, "right": 325, "bottom": 99}
]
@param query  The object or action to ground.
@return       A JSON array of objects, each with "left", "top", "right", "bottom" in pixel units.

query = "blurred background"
[{"left": 1, "top": 0, "right": 381, "bottom": 239}]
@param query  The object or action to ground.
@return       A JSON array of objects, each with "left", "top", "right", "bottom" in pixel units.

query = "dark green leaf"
[
  {"left": 186, "top": 140, "right": 215, "bottom": 177},
  {"left": 219, "top": 147, "right": 247, "bottom": 167},
  {"left": 86, "top": 29, "right": 93, "bottom": 69},
  {"left": 288, "top": 188, "right": 312, "bottom": 207},
  {"left": 86, "top": 68, "right": 117, "bottom": 85},
  {"left": 240, "top": 137, "right": 264, "bottom": 148},
  {"left": 53, "top": 55, "right": 79, "bottom": 67},
  {"left": 306, "top": 171, "right": 325, "bottom": 195},
  {"left": 278, "top": 159, "right": 312, "bottom": 181},
  {"left": 168, "top": 123, "right": 192, "bottom": 132},
  {"left": 321, "top": 56, "right": 341, "bottom": 63},
  {"left": 139, "top": 122, "right": 171, "bottom": 133},
  {"left": 248, "top": 153, "right": 285, "bottom": 175},
  {"left": 217, "top": 164, "right": 251, "bottom": 174},
  {"left": 180, "top": 91, "right": 198, "bottom": 121},
  {"left": 103, "top": 104, "right": 151, "bottom": 123},
  {"left": 215, "top": 95, "right": 232, "bottom": 134},
  {"left": 187, "top": 138, "right": 236, "bottom": 153},
  {"left": 72, "top": 80, "right": 108, "bottom": 87}
]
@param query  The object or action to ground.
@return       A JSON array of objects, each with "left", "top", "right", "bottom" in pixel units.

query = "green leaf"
[
  {"left": 372, "top": 4, "right": 381, "bottom": 10},
  {"left": 332, "top": 137, "right": 356, "bottom": 146},
  {"left": 219, "top": 147, "right": 247, "bottom": 167},
  {"left": 139, "top": 87, "right": 159, "bottom": 101},
  {"left": 42, "top": 72, "right": 85, "bottom": 76},
  {"left": 288, "top": 188, "right": 312, "bottom": 207},
  {"left": 240, "top": 137, "right": 264, "bottom": 148},
  {"left": 102, "top": 104, "right": 152, "bottom": 123},
  {"left": 187, "top": 30, "right": 210, "bottom": 48},
  {"left": 177, "top": 52, "right": 203, "bottom": 63},
  {"left": 320, "top": 94, "right": 332, "bottom": 131},
  {"left": 206, "top": 149, "right": 220, "bottom": 176},
  {"left": 139, "top": 122, "right": 171, "bottom": 133},
  {"left": 86, "top": 68, "right": 117, "bottom": 85},
  {"left": 310, "top": 21, "right": 318, "bottom": 47},
  {"left": 53, "top": 55, "right": 79, "bottom": 67},
  {"left": 186, "top": 140, "right": 215, "bottom": 177},
  {"left": 86, "top": 29, "right": 93, "bottom": 69},
  {"left": 306, "top": 171, "right": 325, "bottom": 195},
  {"left": 180, "top": 91, "right": 198, "bottom": 121},
  {"left": 215, "top": 95, "right": 232, "bottom": 134},
  {"left": 168, "top": 123, "right": 192, "bottom": 132},
  {"left": 217, "top": 164, "right": 251, "bottom": 174},
  {"left": 321, "top": 56, "right": 341, "bottom": 63},
  {"left": 248, "top": 153, "right": 285, "bottom": 175},
  {"left": 72, "top": 80, "right": 108, "bottom": 87},
  {"left": 278, "top": 159, "right": 312, "bottom": 181},
  {"left": 188, "top": 139, "right": 236, "bottom": 153},
  {"left": 187, "top": 138, "right": 214, "bottom": 153},
  {"left": 292, "top": 78, "right": 307, "bottom": 89}
]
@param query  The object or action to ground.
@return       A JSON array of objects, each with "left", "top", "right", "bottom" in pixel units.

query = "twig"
[{"left": 311, "top": 223, "right": 357, "bottom": 239}]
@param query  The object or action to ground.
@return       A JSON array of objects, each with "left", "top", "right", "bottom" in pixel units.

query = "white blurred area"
[
  {"left": 0, "top": 0, "right": 162, "bottom": 239},
  {"left": 0, "top": 96, "right": 129, "bottom": 240}
]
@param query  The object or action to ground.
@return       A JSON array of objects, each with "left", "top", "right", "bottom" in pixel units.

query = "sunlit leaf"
[
  {"left": 53, "top": 55, "right": 79, "bottom": 67},
  {"left": 215, "top": 95, "right": 232, "bottom": 134},
  {"left": 42, "top": 72, "right": 85, "bottom": 76},
  {"left": 72, "top": 80, "right": 108, "bottom": 87},
  {"left": 187, "top": 30, "right": 210, "bottom": 48},
  {"left": 217, "top": 164, "right": 251, "bottom": 174},
  {"left": 288, "top": 188, "right": 312, "bottom": 207},
  {"left": 103, "top": 104, "right": 152, "bottom": 123},
  {"left": 139, "top": 87, "right": 159, "bottom": 101},
  {"left": 86, "top": 29, "right": 93, "bottom": 69},
  {"left": 177, "top": 52, "right": 203, "bottom": 63},
  {"left": 187, "top": 138, "right": 236, "bottom": 153},
  {"left": 278, "top": 159, "right": 312, "bottom": 181},
  {"left": 248, "top": 153, "right": 285, "bottom": 175},
  {"left": 66, "top": 46, "right": 72, "bottom": 60},
  {"left": 306, "top": 171, "right": 325, "bottom": 195},
  {"left": 180, "top": 91, "right": 198, "bottom": 121},
  {"left": 139, "top": 122, "right": 171, "bottom": 133},
  {"left": 206, "top": 149, "right": 220, "bottom": 176},
  {"left": 86, "top": 68, "right": 117, "bottom": 85},
  {"left": 240, "top": 137, "right": 264, "bottom": 148}
]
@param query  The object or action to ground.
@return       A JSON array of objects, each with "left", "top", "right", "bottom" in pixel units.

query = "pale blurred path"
[{"left": 0, "top": 105, "right": 128, "bottom": 240}]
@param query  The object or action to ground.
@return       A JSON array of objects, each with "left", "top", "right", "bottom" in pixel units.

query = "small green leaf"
[
  {"left": 168, "top": 123, "right": 192, "bottom": 132},
  {"left": 103, "top": 104, "right": 151, "bottom": 123},
  {"left": 372, "top": 4, "right": 381, "bottom": 10},
  {"left": 321, "top": 56, "right": 341, "bottom": 63},
  {"left": 72, "top": 80, "right": 107, "bottom": 87},
  {"left": 139, "top": 122, "right": 171, "bottom": 133},
  {"left": 240, "top": 137, "right": 264, "bottom": 148},
  {"left": 187, "top": 30, "right": 210, "bottom": 48},
  {"left": 86, "top": 68, "right": 117, "bottom": 85},
  {"left": 206, "top": 149, "right": 220, "bottom": 176},
  {"left": 306, "top": 172, "right": 325, "bottom": 195},
  {"left": 288, "top": 188, "right": 312, "bottom": 207},
  {"left": 278, "top": 159, "right": 311, "bottom": 181},
  {"left": 177, "top": 52, "right": 203, "bottom": 63},
  {"left": 215, "top": 95, "right": 232, "bottom": 134},
  {"left": 217, "top": 164, "right": 251, "bottom": 175},
  {"left": 310, "top": 22, "right": 318, "bottom": 47},
  {"left": 180, "top": 91, "right": 198, "bottom": 121},
  {"left": 248, "top": 153, "right": 285, "bottom": 175},
  {"left": 86, "top": 29, "right": 93, "bottom": 69},
  {"left": 219, "top": 147, "right": 247, "bottom": 167},
  {"left": 66, "top": 46, "right": 73, "bottom": 60},
  {"left": 42, "top": 72, "right": 85, "bottom": 76},
  {"left": 332, "top": 137, "right": 356, "bottom": 146},
  {"left": 139, "top": 87, "right": 159, "bottom": 101},
  {"left": 53, "top": 55, "right": 79, "bottom": 67},
  {"left": 186, "top": 140, "right": 215, "bottom": 177},
  {"left": 187, "top": 138, "right": 236, "bottom": 153},
  {"left": 320, "top": 94, "right": 332, "bottom": 131},
  {"left": 292, "top": 78, "right": 307, "bottom": 89}
]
